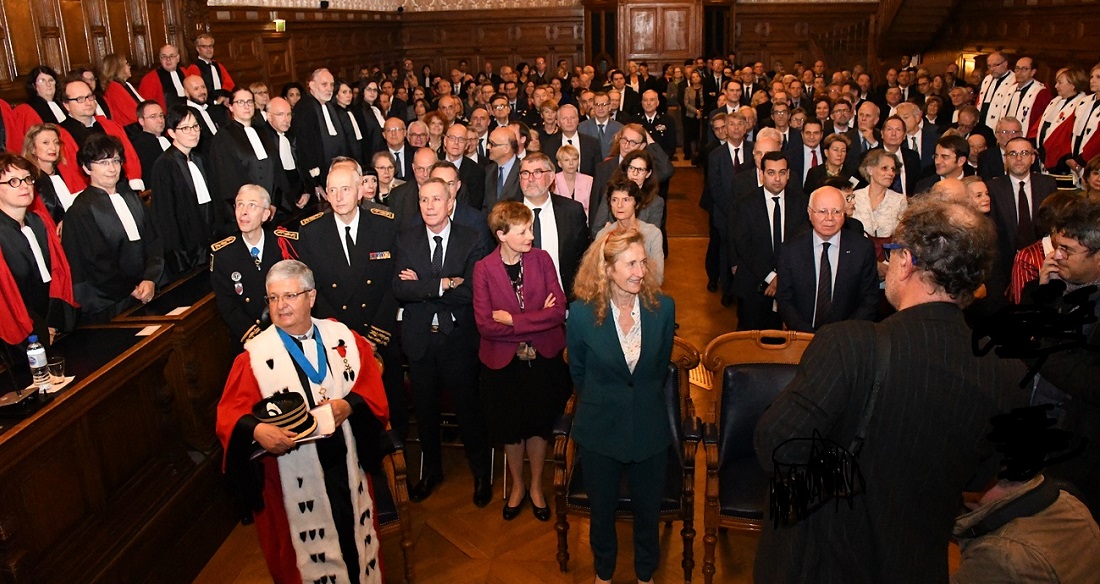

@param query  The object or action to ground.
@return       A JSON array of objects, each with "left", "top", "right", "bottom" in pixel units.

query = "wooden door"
[{"left": 618, "top": 0, "right": 700, "bottom": 68}]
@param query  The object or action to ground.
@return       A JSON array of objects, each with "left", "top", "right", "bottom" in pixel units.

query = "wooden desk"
[
  {"left": 113, "top": 269, "right": 235, "bottom": 453},
  {"left": 0, "top": 325, "right": 237, "bottom": 583}
]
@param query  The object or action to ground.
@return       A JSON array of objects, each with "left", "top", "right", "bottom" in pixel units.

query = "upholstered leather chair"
[
  {"left": 552, "top": 337, "right": 702, "bottom": 581},
  {"left": 700, "top": 330, "right": 812, "bottom": 584}
]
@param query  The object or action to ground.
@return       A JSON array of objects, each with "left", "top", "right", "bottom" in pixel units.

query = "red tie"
[{"left": 810, "top": 149, "right": 819, "bottom": 168}]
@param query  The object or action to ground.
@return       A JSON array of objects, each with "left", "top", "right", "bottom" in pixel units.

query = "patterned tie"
[
  {"left": 771, "top": 196, "right": 782, "bottom": 252},
  {"left": 250, "top": 246, "right": 261, "bottom": 270},
  {"left": 1016, "top": 180, "right": 1034, "bottom": 247},
  {"left": 431, "top": 235, "right": 444, "bottom": 277},
  {"left": 532, "top": 208, "right": 543, "bottom": 249},
  {"left": 815, "top": 242, "right": 832, "bottom": 328}
]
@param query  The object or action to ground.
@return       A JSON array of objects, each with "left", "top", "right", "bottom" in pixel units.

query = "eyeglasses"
[
  {"left": 519, "top": 169, "right": 551, "bottom": 180},
  {"left": 35, "top": 77, "right": 56, "bottom": 85},
  {"left": 1005, "top": 150, "right": 1034, "bottom": 158},
  {"left": 90, "top": 158, "right": 122, "bottom": 168},
  {"left": 996, "top": 129, "right": 1022, "bottom": 136},
  {"left": 375, "top": 165, "right": 395, "bottom": 172},
  {"left": 265, "top": 289, "right": 313, "bottom": 304},
  {"left": 2, "top": 176, "right": 36, "bottom": 188},
  {"left": 232, "top": 99, "right": 255, "bottom": 106},
  {"left": 626, "top": 165, "right": 649, "bottom": 174},
  {"left": 594, "top": 101, "right": 610, "bottom": 107},
  {"left": 235, "top": 201, "right": 266, "bottom": 211},
  {"left": 383, "top": 127, "right": 404, "bottom": 134},
  {"left": 619, "top": 137, "right": 644, "bottom": 148},
  {"left": 810, "top": 208, "right": 844, "bottom": 217},
  {"left": 66, "top": 94, "right": 95, "bottom": 104},
  {"left": 492, "top": 104, "right": 509, "bottom": 111},
  {"left": 160, "top": 53, "right": 179, "bottom": 60},
  {"left": 987, "top": 60, "right": 1007, "bottom": 68},
  {"left": 444, "top": 135, "right": 468, "bottom": 143},
  {"left": 174, "top": 124, "right": 202, "bottom": 133},
  {"left": 882, "top": 243, "right": 917, "bottom": 265},
  {"left": 408, "top": 132, "right": 428, "bottom": 139}
]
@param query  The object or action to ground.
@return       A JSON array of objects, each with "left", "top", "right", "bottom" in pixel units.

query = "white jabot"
[
  {"left": 157, "top": 135, "right": 171, "bottom": 150},
  {"left": 370, "top": 105, "right": 385, "bottom": 128},
  {"left": 20, "top": 226, "right": 51, "bottom": 283},
  {"left": 202, "top": 59, "right": 222, "bottom": 91},
  {"left": 278, "top": 132, "right": 296, "bottom": 169},
  {"left": 321, "top": 103, "right": 338, "bottom": 136},
  {"left": 47, "top": 101, "right": 67, "bottom": 123},
  {"left": 125, "top": 81, "right": 142, "bottom": 100},
  {"left": 49, "top": 175, "right": 76, "bottom": 210},
  {"left": 187, "top": 161, "right": 212, "bottom": 204},
  {"left": 95, "top": 103, "right": 106, "bottom": 117},
  {"left": 346, "top": 110, "right": 363, "bottom": 140},
  {"left": 243, "top": 126, "right": 269, "bottom": 160},
  {"left": 170, "top": 70, "right": 185, "bottom": 97},
  {"left": 189, "top": 100, "right": 218, "bottom": 135},
  {"left": 108, "top": 193, "right": 141, "bottom": 241}
]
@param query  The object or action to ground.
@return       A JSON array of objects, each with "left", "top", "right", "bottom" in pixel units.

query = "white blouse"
[
  {"left": 610, "top": 295, "right": 642, "bottom": 374},
  {"left": 851, "top": 186, "right": 908, "bottom": 238}
]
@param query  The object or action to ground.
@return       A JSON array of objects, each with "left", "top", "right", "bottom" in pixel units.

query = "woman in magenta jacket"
[{"left": 473, "top": 201, "right": 570, "bottom": 522}]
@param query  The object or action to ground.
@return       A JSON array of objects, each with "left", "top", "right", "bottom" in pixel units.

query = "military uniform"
[
  {"left": 209, "top": 227, "right": 297, "bottom": 347},
  {"left": 296, "top": 204, "right": 408, "bottom": 436}
]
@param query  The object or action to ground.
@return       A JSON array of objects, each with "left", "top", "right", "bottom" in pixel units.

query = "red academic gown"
[
  {"left": 101, "top": 80, "right": 146, "bottom": 127},
  {"left": 216, "top": 327, "right": 389, "bottom": 583},
  {"left": 183, "top": 61, "right": 236, "bottom": 92}
]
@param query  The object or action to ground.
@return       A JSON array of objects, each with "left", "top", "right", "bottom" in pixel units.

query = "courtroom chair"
[
  {"left": 552, "top": 337, "right": 702, "bottom": 581},
  {"left": 699, "top": 330, "right": 812, "bottom": 584},
  {"left": 375, "top": 428, "right": 416, "bottom": 583}
]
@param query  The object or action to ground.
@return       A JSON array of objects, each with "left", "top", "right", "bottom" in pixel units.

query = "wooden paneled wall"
[
  {"left": 731, "top": 2, "right": 877, "bottom": 75},
  {"left": 397, "top": 8, "right": 585, "bottom": 82},
  {"left": 925, "top": 0, "right": 1100, "bottom": 85},
  {"left": 0, "top": 0, "right": 185, "bottom": 102}
]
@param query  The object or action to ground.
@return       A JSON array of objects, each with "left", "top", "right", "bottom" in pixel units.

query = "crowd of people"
[{"left": 1, "top": 36, "right": 1099, "bottom": 583}]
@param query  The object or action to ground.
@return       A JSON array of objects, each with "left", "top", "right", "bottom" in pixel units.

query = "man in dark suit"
[
  {"left": 789, "top": 118, "right": 824, "bottom": 192},
  {"left": 392, "top": 178, "right": 492, "bottom": 506},
  {"left": 701, "top": 59, "right": 727, "bottom": 115},
  {"left": 386, "top": 147, "right": 436, "bottom": 227},
  {"left": 877, "top": 116, "right": 921, "bottom": 196},
  {"left": 508, "top": 152, "right": 589, "bottom": 298},
  {"left": 897, "top": 102, "right": 941, "bottom": 172},
  {"left": 381, "top": 117, "right": 415, "bottom": 182},
  {"left": 290, "top": 68, "right": 353, "bottom": 196},
  {"left": 914, "top": 134, "right": 973, "bottom": 194},
  {"left": 951, "top": 105, "right": 997, "bottom": 149},
  {"left": 754, "top": 198, "right": 1026, "bottom": 584},
  {"left": 848, "top": 102, "right": 882, "bottom": 175},
  {"left": 429, "top": 161, "right": 494, "bottom": 254},
  {"left": 704, "top": 79, "right": 744, "bottom": 146},
  {"left": 263, "top": 97, "right": 310, "bottom": 218},
  {"left": 482, "top": 126, "right": 522, "bottom": 210},
  {"left": 988, "top": 136, "right": 1058, "bottom": 286},
  {"left": 727, "top": 151, "right": 810, "bottom": 330},
  {"left": 440, "top": 122, "right": 485, "bottom": 210},
  {"left": 606, "top": 69, "right": 642, "bottom": 118},
  {"left": 541, "top": 105, "right": 601, "bottom": 176},
  {"left": 776, "top": 186, "right": 878, "bottom": 332},
  {"left": 296, "top": 163, "right": 406, "bottom": 439},
  {"left": 706, "top": 113, "right": 756, "bottom": 301}
]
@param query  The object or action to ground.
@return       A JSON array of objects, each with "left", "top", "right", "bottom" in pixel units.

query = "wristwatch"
[{"left": 448, "top": 278, "right": 457, "bottom": 290}]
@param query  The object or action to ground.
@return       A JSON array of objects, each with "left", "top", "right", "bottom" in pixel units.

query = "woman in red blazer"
[{"left": 473, "top": 201, "right": 569, "bottom": 522}]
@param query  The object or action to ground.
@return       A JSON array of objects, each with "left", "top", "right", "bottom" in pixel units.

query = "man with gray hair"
[
  {"left": 756, "top": 198, "right": 1027, "bottom": 583},
  {"left": 290, "top": 68, "right": 353, "bottom": 196},
  {"left": 216, "top": 257, "right": 390, "bottom": 583}
]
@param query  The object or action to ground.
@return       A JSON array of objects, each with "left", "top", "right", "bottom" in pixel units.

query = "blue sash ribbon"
[{"left": 277, "top": 325, "right": 328, "bottom": 385}]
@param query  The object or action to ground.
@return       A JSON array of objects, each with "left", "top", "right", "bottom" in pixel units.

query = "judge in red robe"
[{"left": 216, "top": 259, "right": 389, "bottom": 584}]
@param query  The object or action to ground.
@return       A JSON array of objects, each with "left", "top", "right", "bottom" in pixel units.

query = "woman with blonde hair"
[
  {"left": 22, "top": 124, "right": 75, "bottom": 225},
  {"left": 553, "top": 144, "right": 593, "bottom": 215},
  {"left": 473, "top": 201, "right": 569, "bottom": 522},
  {"left": 566, "top": 227, "right": 674, "bottom": 584}
]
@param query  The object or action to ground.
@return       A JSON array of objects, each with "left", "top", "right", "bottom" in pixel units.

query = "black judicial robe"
[
  {"left": 149, "top": 146, "right": 220, "bottom": 276},
  {"left": 34, "top": 171, "right": 69, "bottom": 225},
  {"left": 209, "top": 120, "right": 286, "bottom": 224},
  {"left": 0, "top": 211, "right": 61, "bottom": 341},
  {"left": 290, "top": 95, "right": 353, "bottom": 192},
  {"left": 62, "top": 185, "right": 164, "bottom": 322}
]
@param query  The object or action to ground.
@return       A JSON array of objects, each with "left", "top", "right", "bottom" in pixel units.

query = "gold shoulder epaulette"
[
  {"left": 370, "top": 207, "right": 395, "bottom": 220},
  {"left": 274, "top": 228, "right": 299, "bottom": 240},
  {"left": 211, "top": 235, "right": 236, "bottom": 252},
  {"left": 299, "top": 212, "right": 324, "bottom": 226}
]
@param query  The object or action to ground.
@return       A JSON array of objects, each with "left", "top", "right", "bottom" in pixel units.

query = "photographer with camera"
[{"left": 753, "top": 199, "right": 1027, "bottom": 584}]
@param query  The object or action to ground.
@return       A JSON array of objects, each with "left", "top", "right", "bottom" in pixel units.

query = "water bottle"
[{"left": 26, "top": 335, "right": 52, "bottom": 394}]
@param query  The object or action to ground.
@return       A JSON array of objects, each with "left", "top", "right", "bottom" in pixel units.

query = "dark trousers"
[
  {"left": 579, "top": 446, "right": 667, "bottom": 581},
  {"left": 704, "top": 221, "right": 720, "bottom": 285},
  {"left": 735, "top": 292, "right": 782, "bottom": 331},
  {"left": 408, "top": 329, "right": 490, "bottom": 481},
  {"left": 377, "top": 340, "right": 408, "bottom": 440}
]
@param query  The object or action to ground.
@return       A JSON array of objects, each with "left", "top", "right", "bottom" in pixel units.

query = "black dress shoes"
[
  {"left": 409, "top": 476, "right": 442, "bottom": 502},
  {"left": 502, "top": 490, "right": 527, "bottom": 520},
  {"left": 707, "top": 280, "right": 719, "bottom": 293},
  {"left": 473, "top": 476, "right": 493, "bottom": 508},
  {"left": 720, "top": 292, "right": 734, "bottom": 307},
  {"left": 531, "top": 498, "right": 551, "bottom": 522}
]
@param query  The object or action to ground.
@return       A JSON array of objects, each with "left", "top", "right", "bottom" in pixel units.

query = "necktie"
[
  {"left": 815, "top": 242, "right": 832, "bottom": 328},
  {"left": 1016, "top": 180, "right": 1034, "bottom": 247},
  {"left": 497, "top": 166, "right": 505, "bottom": 195},
  {"left": 733, "top": 147, "right": 740, "bottom": 173},
  {"left": 597, "top": 124, "right": 605, "bottom": 143},
  {"left": 250, "top": 246, "right": 261, "bottom": 270},
  {"left": 431, "top": 235, "right": 444, "bottom": 277},
  {"left": 810, "top": 149, "right": 819, "bottom": 168},
  {"left": 910, "top": 136, "right": 918, "bottom": 156},
  {"left": 478, "top": 138, "right": 486, "bottom": 159},
  {"left": 532, "top": 208, "right": 543, "bottom": 249},
  {"left": 782, "top": 133, "right": 787, "bottom": 149},
  {"left": 862, "top": 137, "right": 869, "bottom": 152},
  {"left": 771, "top": 196, "right": 782, "bottom": 252},
  {"left": 344, "top": 225, "right": 355, "bottom": 266},
  {"left": 394, "top": 150, "right": 403, "bottom": 178}
]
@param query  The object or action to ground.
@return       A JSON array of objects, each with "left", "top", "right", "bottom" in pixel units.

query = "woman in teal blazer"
[{"left": 566, "top": 227, "right": 675, "bottom": 584}]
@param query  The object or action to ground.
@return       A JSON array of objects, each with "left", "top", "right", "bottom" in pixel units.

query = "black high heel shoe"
[
  {"left": 531, "top": 494, "right": 551, "bottom": 522},
  {"left": 502, "top": 488, "right": 527, "bottom": 521}
]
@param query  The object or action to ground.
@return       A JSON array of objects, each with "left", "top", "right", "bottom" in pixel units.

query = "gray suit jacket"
[
  {"left": 578, "top": 118, "right": 624, "bottom": 159},
  {"left": 482, "top": 156, "right": 522, "bottom": 211}
]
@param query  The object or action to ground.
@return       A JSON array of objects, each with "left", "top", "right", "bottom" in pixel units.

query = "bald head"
[
  {"left": 158, "top": 44, "right": 181, "bottom": 71},
  {"left": 183, "top": 75, "right": 207, "bottom": 104},
  {"left": 411, "top": 147, "right": 438, "bottom": 186},
  {"left": 929, "top": 178, "right": 969, "bottom": 204}
]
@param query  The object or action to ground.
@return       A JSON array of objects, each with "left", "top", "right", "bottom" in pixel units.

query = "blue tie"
[
  {"left": 250, "top": 246, "right": 260, "bottom": 269},
  {"left": 497, "top": 167, "right": 505, "bottom": 195}
]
